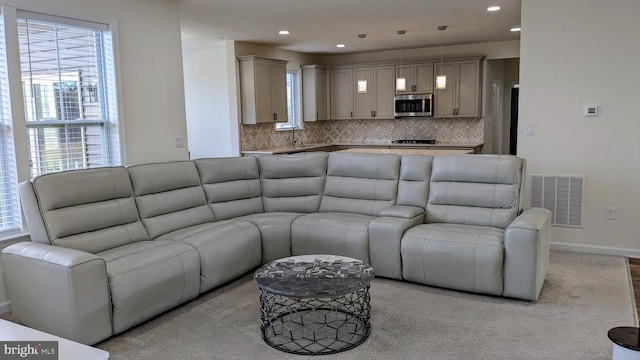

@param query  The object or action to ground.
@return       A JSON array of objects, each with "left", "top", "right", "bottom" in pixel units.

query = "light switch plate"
[
  {"left": 525, "top": 124, "right": 534, "bottom": 136},
  {"left": 583, "top": 104, "right": 599, "bottom": 117}
]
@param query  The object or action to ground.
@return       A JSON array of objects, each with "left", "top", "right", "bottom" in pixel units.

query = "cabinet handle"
[
  {"left": 371, "top": 110, "right": 374, "bottom": 118},
  {"left": 412, "top": 85, "right": 416, "bottom": 92},
  {"left": 350, "top": 111, "right": 353, "bottom": 118},
  {"left": 316, "top": 111, "right": 319, "bottom": 120},
  {"left": 273, "top": 113, "right": 277, "bottom": 121},
  {"left": 374, "top": 110, "right": 377, "bottom": 117}
]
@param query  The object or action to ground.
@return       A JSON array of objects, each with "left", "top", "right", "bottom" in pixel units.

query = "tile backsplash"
[{"left": 240, "top": 118, "right": 483, "bottom": 151}]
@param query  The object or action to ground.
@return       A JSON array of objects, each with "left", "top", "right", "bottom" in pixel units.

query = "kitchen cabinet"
[
  {"left": 434, "top": 58, "right": 482, "bottom": 118},
  {"left": 329, "top": 65, "right": 394, "bottom": 120},
  {"left": 395, "top": 62, "right": 434, "bottom": 94},
  {"left": 329, "top": 68, "right": 354, "bottom": 119},
  {"left": 354, "top": 66, "right": 395, "bottom": 119},
  {"left": 302, "top": 65, "right": 327, "bottom": 121},
  {"left": 238, "top": 55, "right": 288, "bottom": 124}
]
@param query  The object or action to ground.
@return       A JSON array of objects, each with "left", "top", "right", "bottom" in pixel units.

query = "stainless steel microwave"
[{"left": 394, "top": 93, "right": 433, "bottom": 117}]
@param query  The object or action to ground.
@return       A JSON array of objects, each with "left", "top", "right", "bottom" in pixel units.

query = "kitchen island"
[{"left": 241, "top": 142, "right": 482, "bottom": 156}]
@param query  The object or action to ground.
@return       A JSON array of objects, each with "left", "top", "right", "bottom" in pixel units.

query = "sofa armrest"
[
  {"left": 503, "top": 207, "right": 552, "bottom": 301},
  {"left": 369, "top": 215, "right": 424, "bottom": 280},
  {"left": 2, "top": 242, "right": 112, "bottom": 345},
  {"left": 379, "top": 205, "right": 425, "bottom": 220}
]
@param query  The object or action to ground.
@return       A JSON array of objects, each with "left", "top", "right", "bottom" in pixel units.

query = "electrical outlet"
[
  {"left": 175, "top": 136, "right": 184, "bottom": 148},
  {"left": 607, "top": 207, "right": 615, "bottom": 220}
]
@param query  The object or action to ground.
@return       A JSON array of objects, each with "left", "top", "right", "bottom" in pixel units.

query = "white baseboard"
[
  {"left": 551, "top": 241, "right": 640, "bottom": 258},
  {"left": 0, "top": 300, "right": 11, "bottom": 315}
]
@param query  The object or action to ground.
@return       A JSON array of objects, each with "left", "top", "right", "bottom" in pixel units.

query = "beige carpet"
[{"left": 97, "top": 251, "right": 637, "bottom": 359}]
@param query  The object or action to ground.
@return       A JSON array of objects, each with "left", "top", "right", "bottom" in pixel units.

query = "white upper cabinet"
[{"left": 238, "top": 56, "right": 288, "bottom": 124}]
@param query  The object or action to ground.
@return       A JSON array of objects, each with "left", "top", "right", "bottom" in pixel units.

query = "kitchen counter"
[{"left": 242, "top": 142, "right": 483, "bottom": 156}]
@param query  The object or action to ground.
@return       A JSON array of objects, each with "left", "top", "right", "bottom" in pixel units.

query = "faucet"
[{"left": 291, "top": 126, "right": 301, "bottom": 148}]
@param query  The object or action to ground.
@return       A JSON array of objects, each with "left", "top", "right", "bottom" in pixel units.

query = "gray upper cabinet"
[
  {"left": 353, "top": 66, "right": 395, "bottom": 119},
  {"left": 395, "top": 62, "right": 434, "bottom": 94},
  {"left": 238, "top": 55, "right": 288, "bottom": 124},
  {"left": 302, "top": 65, "right": 327, "bottom": 122},
  {"left": 329, "top": 68, "right": 354, "bottom": 120},
  {"left": 434, "top": 58, "right": 482, "bottom": 118}
]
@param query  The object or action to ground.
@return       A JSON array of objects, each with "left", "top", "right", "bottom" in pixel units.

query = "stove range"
[{"left": 391, "top": 139, "right": 436, "bottom": 144}]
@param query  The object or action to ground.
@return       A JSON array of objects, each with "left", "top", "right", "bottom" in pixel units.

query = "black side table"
[
  {"left": 254, "top": 255, "right": 374, "bottom": 355},
  {"left": 608, "top": 326, "right": 640, "bottom": 359}
]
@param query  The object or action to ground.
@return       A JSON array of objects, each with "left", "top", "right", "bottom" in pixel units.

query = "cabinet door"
[
  {"left": 455, "top": 60, "right": 480, "bottom": 117},
  {"left": 414, "top": 63, "right": 434, "bottom": 93},
  {"left": 354, "top": 68, "right": 374, "bottom": 118},
  {"left": 433, "top": 62, "right": 456, "bottom": 117},
  {"left": 374, "top": 66, "right": 395, "bottom": 118},
  {"left": 302, "top": 66, "right": 327, "bottom": 121},
  {"left": 254, "top": 62, "right": 273, "bottom": 123},
  {"left": 270, "top": 64, "right": 288, "bottom": 122},
  {"left": 330, "top": 68, "right": 354, "bottom": 119},
  {"left": 395, "top": 64, "right": 413, "bottom": 94}
]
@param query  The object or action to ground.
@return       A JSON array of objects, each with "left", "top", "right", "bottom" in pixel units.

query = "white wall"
[
  {"left": 519, "top": 0, "right": 640, "bottom": 255},
  {"left": 4, "top": 0, "right": 189, "bottom": 167},
  {"left": 183, "top": 41, "right": 239, "bottom": 158}
]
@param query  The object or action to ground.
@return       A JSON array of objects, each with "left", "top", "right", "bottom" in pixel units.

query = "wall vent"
[{"left": 530, "top": 175, "right": 585, "bottom": 228}]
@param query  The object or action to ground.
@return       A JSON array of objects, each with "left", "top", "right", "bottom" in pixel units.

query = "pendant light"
[
  {"left": 436, "top": 25, "right": 447, "bottom": 90},
  {"left": 357, "top": 34, "right": 367, "bottom": 93},
  {"left": 396, "top": 30, "right": 407, "bottom": 92}
]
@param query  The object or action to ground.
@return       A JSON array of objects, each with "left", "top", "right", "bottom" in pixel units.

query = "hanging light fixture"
[
  {"left": 436, "top": 25, "right": 447, "bottom": 90},
  {"left": 396, "top": 30, "right": 407, "bottom": 92},
  {"left": 357, "top": 34, "right": 367, "bottom": 93}
]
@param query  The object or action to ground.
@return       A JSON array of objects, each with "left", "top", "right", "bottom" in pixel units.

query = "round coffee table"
[{"left": 254, "top": 255, "right": 374, "bottom": 355}]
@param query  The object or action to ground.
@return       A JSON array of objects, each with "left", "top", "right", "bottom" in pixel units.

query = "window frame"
[
  {"left": 276, "top": 68, "right": 302, "bottom": 131},
  {"left": 0, "top": 5, "right": 123, "bottom": 239}
]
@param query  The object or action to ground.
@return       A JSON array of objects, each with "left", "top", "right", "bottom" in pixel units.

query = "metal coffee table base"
[{"left": 258, "top": 286, "right": 371, "bottom": 355}]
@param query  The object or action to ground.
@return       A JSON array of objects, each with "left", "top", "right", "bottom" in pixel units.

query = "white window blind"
[
  {"left": 0, "top": 12, "right": 21, "bottom": 234},
  {"left": 17, "top": 11, "right": 120, "bottom": 177}
]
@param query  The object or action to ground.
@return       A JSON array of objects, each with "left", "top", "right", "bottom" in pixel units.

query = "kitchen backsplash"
[{"left": 240, "top": 118, "right": 483, "bottom": 151}]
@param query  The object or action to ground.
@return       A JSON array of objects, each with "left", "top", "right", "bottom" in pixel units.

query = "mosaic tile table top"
[{"left": 254, "top": 255, "right": 374, "bottom": 298}]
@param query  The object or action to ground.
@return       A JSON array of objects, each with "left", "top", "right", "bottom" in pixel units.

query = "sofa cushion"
[
  {"left": 401, "top": 223, "right": 505, "bottom": 296},
  {"left": 291, "top": 212, "right": 374, "bottom": 263},
  {"left": 427, "top": 155, "right": 522, "bottom": 229},
  {"left": 257, "top": 152, "right": 328, "bottom": 213},
  {"left": 397, "top": 154, "right": 433, "bottom": 209},
  {"left": 30, "top": 167, "right": 149, "bottom": 253},
  {"left": 154, "top": 220, "right": 261, "bottom": 292},
  {"left": 319, "top": 153, "right": 400, "bottom": 216},
  {"left": 127, "top": 161, "right": 215, "bottom": 239},
  {"left": 236, "top": 212, "right": 303, "bottom": 263},
  {"left": 195, "top": 157, "right": 264, "bottom": 220},
  {"left": 98, "top": 240, "right": 200, "bottom": 334}
]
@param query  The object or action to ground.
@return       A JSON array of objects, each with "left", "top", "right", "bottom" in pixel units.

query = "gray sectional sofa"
[{"left": 2, "top": 152, "right": 551, "bottom": 345}]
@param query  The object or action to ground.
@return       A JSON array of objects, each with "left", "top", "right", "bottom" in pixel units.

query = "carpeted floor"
[{"left": 97, "top": 251, "right": 636, "bottom": 359}]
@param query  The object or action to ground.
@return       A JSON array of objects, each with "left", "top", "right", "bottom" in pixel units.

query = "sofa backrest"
[
  {"left": 397, "top": 154, "right": 433, "bottom": 209},
  {"left": 127, "top": 161, "right": 215, "bottom": 239},
  {"left": 23, "top": 167, "right": 149, "bottom": 253},
  {"left": 257, "top": 152, "right": 328, "bottom": 213},
  {"left": 427, "top": 154, "right": 523, "bottom": 229},
  {"left": 194, "top": 157, "right": 263, "bottom": 220},
  {"left": 319, "top": 152, "right": 400, "bottom": 216}
]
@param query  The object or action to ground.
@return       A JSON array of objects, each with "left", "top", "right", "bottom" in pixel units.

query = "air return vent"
[{"left": 530, "top": 175, "right": 585, "bottom": 228}]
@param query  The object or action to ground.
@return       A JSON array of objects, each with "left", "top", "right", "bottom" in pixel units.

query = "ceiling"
[{"left": 178, "top": 0, "right": 521, "bottom": 54}]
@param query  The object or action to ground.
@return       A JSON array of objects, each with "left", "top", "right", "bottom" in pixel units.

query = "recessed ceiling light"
[
  {"left": 279, "top": 30, "right": 290, "bottom": 35},
  {"left": 336, "top": 44, "right": 346, "bottom": 48},
  {"left": 487, "top": 6, "right": 501, "bottom": 12},
  {"left": 510, "top": 27, "right": 521, "bottom": 32}
]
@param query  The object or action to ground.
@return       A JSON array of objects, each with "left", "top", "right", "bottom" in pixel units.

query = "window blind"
[
  {"left": 0, "top": 13, "right": 21, "bottom": 234},
  {"left": 17, "top": 12, "right": 120, "bottom": 177}
]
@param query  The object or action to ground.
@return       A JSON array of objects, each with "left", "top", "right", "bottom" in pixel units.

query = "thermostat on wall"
[{"left": 583, "top": 104, "right": 599, "bottom": 117}]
